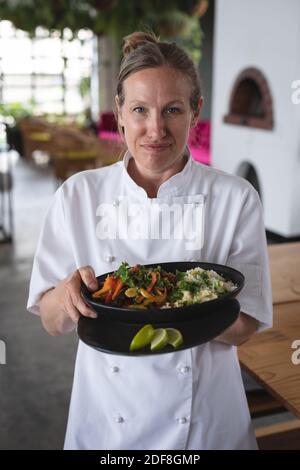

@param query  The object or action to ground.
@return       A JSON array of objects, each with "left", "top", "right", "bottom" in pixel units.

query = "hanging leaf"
[{"left": 0, "top": 0, "right": 209, "bottom": 51}]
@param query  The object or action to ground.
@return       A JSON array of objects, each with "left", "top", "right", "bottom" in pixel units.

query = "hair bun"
[{"left": 122, "top": 31, "right": 159, "bottom": 56}]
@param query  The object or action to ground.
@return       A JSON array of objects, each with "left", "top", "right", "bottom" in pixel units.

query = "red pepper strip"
[
  {"left": 112, "top": 277, "right": 124, "bottom": 301},
  {"left": 102, "top": 277, "right": 118, "bottom": 304},
  {"left": 92, "top": 275, "right": 116, "bottom": 298},
  {"left": 146, "top": 271, "right": 157, "bottom": 293},
  {"left": 97, "top": 276, "right": 117, "bottom": 304},
  {"left": 104, "top": 291, "right": 114, "bottom": 304}
]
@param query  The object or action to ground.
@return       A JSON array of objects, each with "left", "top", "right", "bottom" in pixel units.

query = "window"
[{"left": 0, "top": 21, "right": 93, "bottom": 116}]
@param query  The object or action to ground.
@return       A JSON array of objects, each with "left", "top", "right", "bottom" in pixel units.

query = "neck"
[{"left": 127, "top": 154, "right": 188, "bottom": 198}]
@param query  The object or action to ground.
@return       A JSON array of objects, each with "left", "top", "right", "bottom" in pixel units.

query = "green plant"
[
  {"left": 0, "top": 101, "right": 35, "bottom": 124},
  {"left": 79, "top": 76, "right": 91, "bottom": 100},
  {"left": 0, "top": 1, "right": 208, "bottom": 42},
  {"left": 166, "top": 16, "right": 203, "bottom": 67}
]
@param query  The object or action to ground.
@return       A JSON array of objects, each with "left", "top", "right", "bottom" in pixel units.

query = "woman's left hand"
[{"left": 215, "top": 312, "right": 259, "bottom": 346}]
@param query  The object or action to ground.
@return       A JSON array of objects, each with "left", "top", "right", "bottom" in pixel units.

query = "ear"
[
  {"left": 191, "top": 96, "right": 204, "bottom": 128},
  {"left": 115, "top": 95, "right": 124, "bottom": 127}
]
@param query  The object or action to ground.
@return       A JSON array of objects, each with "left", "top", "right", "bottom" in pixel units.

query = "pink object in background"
[
  {"left": 99, "top": 130, "right": 122, "bottom": 141},
  {"left": 188, "top": 120, "right": 211, "bottom": 166},
  {"left": 98, "top": 112, "right": 118, "bottom": 133}
]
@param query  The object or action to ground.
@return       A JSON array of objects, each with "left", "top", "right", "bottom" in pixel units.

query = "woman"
[{"left": 27, "top": 32, "right": 272, "bottom": 450}]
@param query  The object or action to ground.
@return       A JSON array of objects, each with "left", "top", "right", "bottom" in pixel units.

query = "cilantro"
[{"left": 114, "top": 261, "right": 130, "bottom": 283}]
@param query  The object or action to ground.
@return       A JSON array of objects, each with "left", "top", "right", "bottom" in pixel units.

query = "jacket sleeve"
[{"left": 226, "top": 187, "right": 273, "bottom": 331}]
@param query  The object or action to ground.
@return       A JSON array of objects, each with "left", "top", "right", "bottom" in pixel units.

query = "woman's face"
[{"left": 116, "top": 66, "right": 201, "bottom": 176}]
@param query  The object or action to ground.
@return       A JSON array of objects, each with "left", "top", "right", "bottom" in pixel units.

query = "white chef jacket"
[{"left": 27, "top": 148, "right": 272, "bottom": 450}]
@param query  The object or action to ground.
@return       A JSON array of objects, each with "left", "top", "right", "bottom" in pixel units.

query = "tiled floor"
[
  {"left": 0, "top": 152, "right": 77, "bottom": 450},
  {"left": 0, "top": 152, "right": 294, "bottom": 449}
]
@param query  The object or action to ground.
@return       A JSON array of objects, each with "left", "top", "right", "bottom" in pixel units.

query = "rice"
[{"left": 172, "top": 267, "right": 236, "bottom": 307}]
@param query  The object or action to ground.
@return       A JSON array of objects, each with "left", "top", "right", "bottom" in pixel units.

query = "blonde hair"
[{"left": 116, "top": 31, "right": 202, "bottom": 112}]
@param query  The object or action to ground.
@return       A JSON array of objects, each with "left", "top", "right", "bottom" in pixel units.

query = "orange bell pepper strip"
[
  {"left": 146, "top": 271, "right": 157, "bottom": 292},
  {"left": 112, "top": 277, "right": 124, "bottom": 301},
  {"left": 135, "top": 295, "right": 144, "bottom": 304},
  {"left": 139, "top": 288, "right": 155, "bottom": 300},
  {"left": 92, "top": 275, "right": 116, "bottom": 298}
]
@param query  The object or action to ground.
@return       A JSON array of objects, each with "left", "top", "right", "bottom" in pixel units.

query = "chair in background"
[
  {"left": 18, "top": 117, "right": 55, "bottom": 161},
  {"left": 97, "top": 111, "right": 125, "bottom": 166},
  {"left": 97, "top": 133, "right": 125, "bottom": 167},
  {"left": 51, "top": 127, "right": 100, "bottom": 183}
]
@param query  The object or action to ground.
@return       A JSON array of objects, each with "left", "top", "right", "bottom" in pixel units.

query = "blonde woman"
[{"left": 28, "top": 32, "right": 272, "bottom": 450}]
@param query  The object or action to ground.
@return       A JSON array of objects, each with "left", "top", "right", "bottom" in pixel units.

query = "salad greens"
[{"left": 92, "top": 261, "right": 236, "bottom": 309}]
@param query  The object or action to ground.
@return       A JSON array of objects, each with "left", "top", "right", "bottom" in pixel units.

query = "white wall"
[{"left": 212, "top": 0, "right": 300, "bottom": 236}]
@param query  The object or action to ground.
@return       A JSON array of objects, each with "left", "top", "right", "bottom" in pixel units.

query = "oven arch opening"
[{"left": 224, "top": 67, "right": 274, "bottom": 130}]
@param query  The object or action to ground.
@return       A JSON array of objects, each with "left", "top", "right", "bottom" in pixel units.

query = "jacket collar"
[{"left": 122, "top": 147, "right": 194, "bottom": 198}]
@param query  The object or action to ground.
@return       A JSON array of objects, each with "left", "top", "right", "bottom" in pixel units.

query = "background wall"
[{"left": 212, "top": 0, "right": 300, "bottom": 237}]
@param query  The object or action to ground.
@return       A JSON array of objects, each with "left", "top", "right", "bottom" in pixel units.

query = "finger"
[
  {"left": 65, "top": 297, "right": 81, "bottom": 324},
  {"left": 69, "top": 287, "right": 97, "bottom": 319},
  {"left": 78, "top": 265, "right": 98, "bottom": 291},
  {"left": 75, "top": 296, "right": 97, "bottom": 319}
]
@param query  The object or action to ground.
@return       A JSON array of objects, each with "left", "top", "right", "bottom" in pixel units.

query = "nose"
[{"left": 146, "top": 112, "right": 167, "bottom": 141}]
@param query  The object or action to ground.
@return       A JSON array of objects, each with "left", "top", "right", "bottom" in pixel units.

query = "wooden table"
[
  {"left": 238, "top": 242, "right": 300, "bottom": 448},
  {"left": 268, "top": 242, "right": 300, "bottom": 304},
  {"left": 239, "top": 300, "right": 300, "bottom": 418}
]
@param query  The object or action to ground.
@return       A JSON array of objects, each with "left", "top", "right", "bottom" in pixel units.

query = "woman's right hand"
[{"left": 39, "top": 266, "right": 98, "bottom": 336}]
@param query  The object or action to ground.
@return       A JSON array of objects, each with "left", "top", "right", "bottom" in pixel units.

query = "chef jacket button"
[
  {"left": 105, "top": 255, "right": 115, "bottom": 263},
  {"left": 179, "top": 366, "right": 190, "bottom": 374},
  {"left": 111, "top": 366, "right": 119, "bottom": 373},
  {"left": 113, "top": 199, "right": 119, "bottom": 207},
  {"left": 177, "top": 417, "right": 188, "bottom": 424},
  {"left": 115, "top": 416, "right": 124, "bottom": 423}
]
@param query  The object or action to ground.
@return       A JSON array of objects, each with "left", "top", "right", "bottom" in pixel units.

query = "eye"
[
  {"left": 166, "top": 107, "right": 180, "bottom": 114},
  {"left": 133, "top": 106, "right": 145, "bottom": 113}
]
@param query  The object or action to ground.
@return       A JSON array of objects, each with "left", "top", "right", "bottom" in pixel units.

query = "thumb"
[{"left": 78, "top": 265, "right": 98, "bottom": 291}]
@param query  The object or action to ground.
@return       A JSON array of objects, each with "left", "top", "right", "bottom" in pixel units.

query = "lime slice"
[
  {"left": 150, "top": 328, "right": 169, "bottom": 351},
  {"left": 166, "top": 328, "right": 184, "bottom": 348},
  {"left": 129, "top": 324, "right": 155, "bottom": 351}
]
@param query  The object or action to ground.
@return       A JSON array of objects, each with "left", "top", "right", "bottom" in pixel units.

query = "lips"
[{"left": 141, "top": 143, "right": 171, "bottom": 150}]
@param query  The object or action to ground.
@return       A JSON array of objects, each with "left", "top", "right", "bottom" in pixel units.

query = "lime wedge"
[
  {"left": 129, "top": 324, "right": 155, "bottom": 351},
  {"left": 166, "top": 328, "right": 184, "bottom": 348},
  {"left": 150, "top": 328, "right": 169, "bottom": 351}
]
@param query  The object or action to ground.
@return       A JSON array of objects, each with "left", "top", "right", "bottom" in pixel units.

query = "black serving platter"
[
  {"left": 77, "top": 298, "right": 240, "bottom": 356},
  {"left": 78, "top": 262, "right": 244, "bottom": 356}
]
